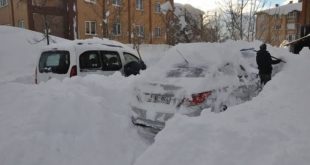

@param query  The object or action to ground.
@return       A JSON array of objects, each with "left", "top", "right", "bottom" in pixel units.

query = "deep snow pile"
[
  {"left": 1, "top": 26, "right": 310, "bottom": 165},
  {"left": 0, "top": 74, "right": 149, "bottom": 165},
  {"left": 0, "top": 26, "right": 67, "bottom": 83},
  {"left": 134, "top": 49, "right": 310, "bottom": 165}
]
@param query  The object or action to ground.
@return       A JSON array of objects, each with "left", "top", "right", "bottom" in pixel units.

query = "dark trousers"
[{"left": 259, "top": 74, "right": 271, "bottom": 85}]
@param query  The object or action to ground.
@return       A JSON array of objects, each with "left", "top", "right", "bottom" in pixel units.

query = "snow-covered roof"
[
  {"left": 258, "top": 2, "right": 302, "bottom": 15},
  {"left": 174, "top": 3, "right": 204, "bottom": 17}
]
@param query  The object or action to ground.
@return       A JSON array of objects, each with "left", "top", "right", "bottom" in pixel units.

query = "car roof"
[{"left": 42, "top": 38, "right": 138, "bottom": 57}]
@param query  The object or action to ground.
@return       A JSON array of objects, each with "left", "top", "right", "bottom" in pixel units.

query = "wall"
[
  {"left": 0, "top": 0, "right": 12, "bottom": 25},
  {"left": 76, "top": 0, "right": 104, "bottom": 39}
]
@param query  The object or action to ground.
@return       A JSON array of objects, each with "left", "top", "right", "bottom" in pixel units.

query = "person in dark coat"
[{"left": 256, "top": 43, "right": 281, "bottom": 85}]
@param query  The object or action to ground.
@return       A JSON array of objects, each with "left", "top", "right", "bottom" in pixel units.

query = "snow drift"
[{"left": 1, "top": 26, "right": 310, "bottom": 165}]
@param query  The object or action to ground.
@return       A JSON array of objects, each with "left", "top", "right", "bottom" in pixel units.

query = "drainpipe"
[
  {"left": 149, "top": 0, "right": 152, "bottom": 44},
  {"left": 10, "top": 0, "right": 15, "bottom": 26},
  {"left": 128, "top": 0, "right": 131, "bottom": 43}
]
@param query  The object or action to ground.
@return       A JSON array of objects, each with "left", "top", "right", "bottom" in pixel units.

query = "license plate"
[{"left": 145, "top": 93, "right": 172, "bottom": 104}]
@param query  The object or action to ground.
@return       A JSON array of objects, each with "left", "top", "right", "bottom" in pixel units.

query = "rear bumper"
[
  {"left": 131, "top": 117, "right": 165, "bottom": 133},
  {"left": 131, "top": 106, "right": 173, "bottom": 131}
]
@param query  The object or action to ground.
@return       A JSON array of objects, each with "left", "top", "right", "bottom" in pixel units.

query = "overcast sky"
[{"left": 174, "top": 0, "right": 299, "bottom": 12}]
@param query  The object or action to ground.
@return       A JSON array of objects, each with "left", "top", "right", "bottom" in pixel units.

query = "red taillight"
[
  {"left": 185, "top": 91, "right": 212, "bottom": 106},
  {"left": 35, "top": 67, "right": 38, "bottom": 84},
  {"left": 70, "top": 65, "right": 77, "bottom": 77}
]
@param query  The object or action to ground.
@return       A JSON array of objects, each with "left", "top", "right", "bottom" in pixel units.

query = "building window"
[
  {"left": 273, "top": 14, "right": 280, "bottom": 19},
  {"left": 286, "top": 34, "right": 295, "bottom": 41},
  {"left": 287, "top": 23, "right": 295, "bottom": 30},
  {"left": 274, "top": 24, "right": 281, "bottom": 30},
  {"left": 84, "top": 0, "right": 96, "bottom": 4},
  {"left": 85, "top": 21, "right": 96, "bottom": 35},
  {"left": 155, "top": 2, "right": 161, "bottom": 13},
  {"left": 113, "top": 22, "right": 121, "bottom": 36},
  {"left": 17, "top": 20, "right": 25, "bottom": 28},
  {"left": 136, "top": 0, "right": 143, "bottom": 10},
  {"left": 112, "top": 0, "right": 121, "bottom": 6},
  {"left": 154, "top": 27, "right": 161, "bottom": 37},
  {"left": 0, "top": 0, "right": 8, "bottom": 7},
  {"left": 287, "top": 12, "right": 297, "bottom": 19},
  {"left": 135, "top": 25, "right": 144, "bottom": 37}
]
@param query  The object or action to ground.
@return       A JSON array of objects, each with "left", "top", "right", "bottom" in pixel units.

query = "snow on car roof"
[
  {"left": 43, "top": 37, "right": 137, "bottom": 55},
  {"left": 137, "top": 41, "right": 260, "bottom": 94}
]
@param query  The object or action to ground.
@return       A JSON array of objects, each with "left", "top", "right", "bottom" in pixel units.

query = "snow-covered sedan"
[{"left": 130, "top": 42, "right": 261, "bottom": 133}]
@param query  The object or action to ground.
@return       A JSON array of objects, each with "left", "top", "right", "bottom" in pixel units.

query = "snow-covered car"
[
  {"left": 130, "top": 43, "right": 261, "bottom": 132},
  {"left": 35, "top": 38, "right": 146, "bottom": 83}
]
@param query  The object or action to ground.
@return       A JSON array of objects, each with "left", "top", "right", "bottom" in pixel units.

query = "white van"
[{"left": 35, "top": 39, "right": 146, "bottom": 84}]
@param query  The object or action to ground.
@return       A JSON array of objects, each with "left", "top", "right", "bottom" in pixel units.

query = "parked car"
[
  {"left": 35, "top": 39, "right": 146, "bottom": 83},
  {"left": 130, "top": 43, "right": 261, "bottom": 133}
]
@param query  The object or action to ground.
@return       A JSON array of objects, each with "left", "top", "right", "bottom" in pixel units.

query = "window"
[
  {"left": 286, "top": 34, "right": 296, "bottom": 42},
  {"left": 39, "top": 51, "right": 70, "bottom": 74},
  {"left": 154, "top": 27, "right": 161, "bottom": 37},
  {"left": 79, "top": 51, "right": 122, "bottom": 72},
  {"left": 123, "top": 52, "right": 140, "bottom": 64},
  {"left": 84, "top": 0, "right": 96, "bottom": 4},
  {"left": 0, "top": 0, "right": 8, "bottom": 7},
  {"left": 79, "top": 51, "right": 101, "bottom": 71},
  {"left": 136, "top": 0, "right": 143, "bottom": 10},
  {"left": 100, "top": 51, "right": 122, "bottom": 71},
  {"left": 155, "top": 2, "right": 161, "bottom": 13},
  {"left": 112, "top": 22, "right": 121, "bottom": 35},
  {"left": 287, "top": 12, "right": 296, "bottom": 19},
  {"left": 287, "top": 23, "right": 295, "bottom": 30},
  {"left": 112, "top": 0, "right": 121, "bottom": 6},
  {"left": 274, "top": 24, "right": 281, "bottom": 30},
  {"left": 18, "top": 20, "right": 25, "bottom": 28},
  {"left": 85, "top": 21, "right": 96, "bottom": 35},
  {"left": 135, "top": 25, "right": 144, "bottom": 37},
  {"left": 273, "top": 14, "right": 280, "bottom": 19}
]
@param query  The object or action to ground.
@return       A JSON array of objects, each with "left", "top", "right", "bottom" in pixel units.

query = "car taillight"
[
  {"left": 35, "top": 67, "right": 38, "bottom": 84},
  {"left": 184, "top": 91, "right": 212, "bottom": 106},
  {"left": 70, "top": 65, "right": 77, "bottom": 77}
]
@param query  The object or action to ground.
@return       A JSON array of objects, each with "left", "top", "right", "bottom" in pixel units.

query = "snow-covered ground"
[{"left": 0, "top": 25, "right": 310, "bottom": 165}]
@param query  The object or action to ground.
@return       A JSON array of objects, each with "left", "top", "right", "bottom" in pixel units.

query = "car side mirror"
[
  {"left": 124, "top": 61, "right": 142, "bottom": 77},
  {"left": 140, "top": 60, "right": 147, "bottom": 70}
]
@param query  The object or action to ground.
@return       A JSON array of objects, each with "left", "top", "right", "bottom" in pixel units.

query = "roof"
[{"left": 258, "top": 2, "right": 302, "bottom": 15}]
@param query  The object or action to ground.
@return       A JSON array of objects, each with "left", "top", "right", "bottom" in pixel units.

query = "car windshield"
[
  {"left": 39, "top": 51, "right": 70, "bottom": 74},
  {"left": 166, "top": 63, "right": 208, "bottom": 78}
]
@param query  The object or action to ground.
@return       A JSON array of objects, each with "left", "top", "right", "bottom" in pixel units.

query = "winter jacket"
[{"left": 256, "top": 50, "right": 281, "bottom": 74}]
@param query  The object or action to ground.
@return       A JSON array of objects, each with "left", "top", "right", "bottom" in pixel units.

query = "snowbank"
[
  {"left": 0, "top": 26, "right": 67, "bottom": 83},
  {"left": 0, "top": 74, "right": 149, "bottom": 165},
  {"left": 134, "top": 49, "right": 310, "bottom": 165},
  {"left": 1, "top": 26, "right": 310, "bottom": 165}
]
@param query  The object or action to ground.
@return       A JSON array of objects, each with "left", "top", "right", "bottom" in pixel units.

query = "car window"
[
  {"left": 123, "top": 52, "right": 140, "bottom": 64},
  {"left": 100, "top": 51, "right": 122, "bottom": 71},
  {"left": 166, "top": 63, "right": 207, "bottom": 78},
  {"left": 39, "top": 51, "right": 70, "bottom": 74},
  {"left": 79, "top": 51, "right": 101, "bottom": 72}
]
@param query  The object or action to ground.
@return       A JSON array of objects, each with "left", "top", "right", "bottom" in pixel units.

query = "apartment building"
[
  {"left": 287, "top": 0, "right": 310, "bottom": 53},
  {"left": 0, "top": 0, "right": 174, "bottom": 44},
  {"left": 255, "top": 1, "right": 302, "bottom": 46}
]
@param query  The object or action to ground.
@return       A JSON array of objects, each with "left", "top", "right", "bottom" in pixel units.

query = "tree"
[
  {"left": 218, "top": 0, "right": 267, "bottom": 41},
  {"left": 202, "top": 11, "right": 223, "bottom": 42}
]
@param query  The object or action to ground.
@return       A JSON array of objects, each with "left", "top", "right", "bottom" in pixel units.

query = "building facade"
[
  {"left": 0, "top": 0, "right": 174, "bottom": 44},
  {"left": 255, "top": 1, "right": 302, "bottom": 46},
  {"left": 288, "top": 0, "right": 310, "bottom": 53}
]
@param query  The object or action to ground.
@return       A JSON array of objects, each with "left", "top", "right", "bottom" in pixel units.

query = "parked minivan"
[{"left": 35, "top": 39, "right": 146, "bottom": 83}]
